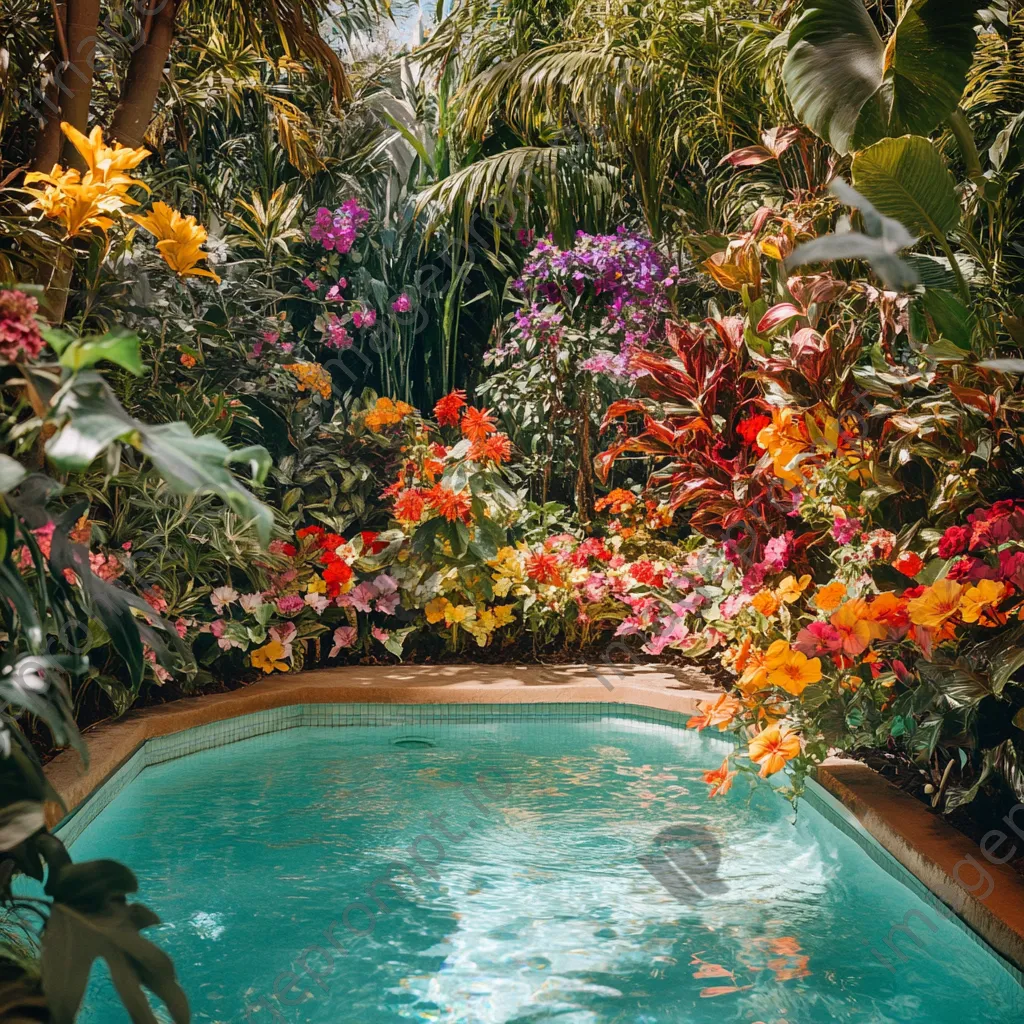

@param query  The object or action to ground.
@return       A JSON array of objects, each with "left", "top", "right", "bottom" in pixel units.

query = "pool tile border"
[{"left": 43, "top": 664, "right": 1024, "bottom": 978}]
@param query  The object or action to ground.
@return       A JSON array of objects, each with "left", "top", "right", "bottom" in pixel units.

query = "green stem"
[{"left": 948, "top": 108, "right": 982, "bottom": 181}]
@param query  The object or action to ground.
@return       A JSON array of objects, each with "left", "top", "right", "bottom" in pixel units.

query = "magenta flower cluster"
[
  {"left": 309, "top": 199, "right": 370, "bottom": 254},
  {"left": 504, "top": 229, "right": 677, "bottom": 377},
  {"left": 0, "top": 289, "right": 46, "bottom": 364}
]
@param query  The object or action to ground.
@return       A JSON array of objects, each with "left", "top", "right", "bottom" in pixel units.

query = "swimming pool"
[{"left": 65, "top": 704, "right": 1024, "bottom": 1023}]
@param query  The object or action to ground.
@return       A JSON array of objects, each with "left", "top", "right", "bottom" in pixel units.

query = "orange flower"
[
  {"left": 595, "top": 488, "right": 637, "bottom": 514},
  {"left": 756, "top": 407, "right": 810, "bottom": 488},
  {"left": 425, "top": 484, "right": 472, "bottom": 523},
  {"left": 469, "top": 432, "right": 513, "bottom": 464},
  {"left": 736, "top": 646, "right": 769, "bottom": 696},
  {"left": 179, "top": 352, "right": 197, "bottom": 368},
  {"left": 813, "top": 580, "right": 846, "bottom": 612},
  {"left": 866, "top": 591, "right": 909, "bottom": 635},
  {"left": 687, "top": 693, "right": 743, "bottom": 732},
  {"left": 751, "top": 589, "right": 780, "bottom": 617},
  {"left": 433, "top": 388, "right": 467, "bottom": 426},
  {"left": 526, "top": 551, "right": 563, "bottom": 587},
  {"left": 747, "top": 723, "right": 801, "bottom": 777},
  {"left": 461, "top": 406, "right": 498, "bottom": 442},
  {"left": 702, "top": 757, "right": 737, "bottom": 798},
  {"left": 830, "top": 598, "right": 885, "bottom": 657},
  {"left": 767, "top": 650, "right": 822, "bottom": 696},
  {"left": 393, "top": 488, "right": 426, "bottom": 522},
  {"left": 283, "top": 362, "right": 332, "bottom": 400},
  {"left": 775, "top": 574, "right": 811, "bottom": 604},
  {"left": 907, "top": 579, "right": 964, "bottom": 630},
  {"left": 365, "top": 396, "right": 414, "bottom": 431}
]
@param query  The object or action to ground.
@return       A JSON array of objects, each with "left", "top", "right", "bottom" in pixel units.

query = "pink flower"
[
  {"left": 302, "top": 276, "right": 318, "bottom": 292},
  {"left": 391, "top": 293, "right": 411, "bottom": 313},
  {"left": 276, "top": 594, "right": 305, "bottom": 615},
  {"left": 0, "top": 290, "right": 46, "bottom": 364},
  {"left": 794, "top": 621, "right": 842, "bottom": 657},
  {"left": 831, "top": 517, "right": 861, "bottom": 546},
  {"left": 174, "top": 617, "right": 188, "bottom": 638},
  {"left": 374, "top": 591, "right": 401, "bottom": 615},
  {"left": 762, "top": 531, "right": 794, "bottom": 571},
  {"left": 373, "top": 573, "right": 398, "bottom": 594},
  {"left": 372, "top": 626, "right": 391, "bottom": 644},
  {"left": 719, "top": 593, "right": 750, "bottom": 620},
  {"left": 141, "top": 584, "right": 167, "bottom": 613},
  {"left": 329, "top": 625, "right": 357, "bottom": 656},
  {"left": 347, "top": 581, "right": 377, "bottom": 613}
]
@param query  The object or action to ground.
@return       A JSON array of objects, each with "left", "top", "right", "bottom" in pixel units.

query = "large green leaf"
[
  {"left": 851, "top": 0, "right": 986, "bottom": 151},
  {"left": 57, "top": 328, "right": 145, "bottom": 376},
  {"left": 851, "top": 136, "right": 959, "bottom": 239},
  {"left": 42, "top": 860, "right": 189, "bottom": 1024},
  {"left": 784, "top": 0, "right": 984, "bottom": 155},
  {"left": 783, "top": 0, "right": 884, "bottom": 155}
]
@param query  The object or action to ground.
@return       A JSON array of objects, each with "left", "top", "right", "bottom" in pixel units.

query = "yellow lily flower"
[{"left": 131, "top": 201, "right": 221, "bottom": 282}]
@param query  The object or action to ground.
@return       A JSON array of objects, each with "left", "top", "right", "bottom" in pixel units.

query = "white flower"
[
  {"left": 239, "top": 592, "right": 264, "bottom": 614},
  {"left": 305, "top": 593, "right": 329, "bottom": 614}
]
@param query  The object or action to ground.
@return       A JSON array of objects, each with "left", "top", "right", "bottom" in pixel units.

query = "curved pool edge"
[{"left": 43, "top": 663, "right": 1024, "bottom": 979}]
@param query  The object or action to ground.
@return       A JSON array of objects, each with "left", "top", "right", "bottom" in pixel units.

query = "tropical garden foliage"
[{"left": 2, "top": 0, "right": 1024, "bottom": 1018}]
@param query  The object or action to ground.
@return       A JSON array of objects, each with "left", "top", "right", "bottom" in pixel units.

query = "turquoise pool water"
[{"left": 68, "top": 714, "right": 1024, "bottom": 1023}]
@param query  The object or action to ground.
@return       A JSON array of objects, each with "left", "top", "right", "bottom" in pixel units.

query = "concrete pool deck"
[{"left": 44, "top": 663, "right": 1024, "bottom": 975}]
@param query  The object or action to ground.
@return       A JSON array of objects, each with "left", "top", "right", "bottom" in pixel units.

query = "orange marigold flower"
[
  {"left": 283, "top": 362, "right": 332, "bottom": 400},
  {"left": 393, "top": 488, "right": 427, "bottom": 522},
  {"left": 595, "top": 488, "right": 638, "bottom": 514},
  {"left": 907, "top": 579, "right": 964, "bottom": 630},
  {"left": 747, "top": 723, "right": 802, "bottom": 777},
  {"left": 526, "top": 551, "right": 563, "bottom": 587},
  {"left": 814, "top": 581, "right": 847, "bottom": 612},
  {"left": 469, "top": 432, "right": 513, "bottom": 464},
  {"left": 433, "top": 388, "right": 467, "bottom": 427},
  {"left": 702, "top": 757, "right": 737, "bottom": 798},
  {"left": 460, "top": 406, "right": 498, "bottom": 442},
  {"left": 425, "top": 484, "right": 472, "bottom": 523},
  {"left": 751, "top": 589, "right": 781, "bottom": 617},
  {"left": 687, "top": 692, "right": 743, "bottom": 732}
]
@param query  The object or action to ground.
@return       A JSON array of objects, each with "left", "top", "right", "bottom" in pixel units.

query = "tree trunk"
[
  {"left": 31, "top": 3, "right": 68, "bottom": 171},
  {"left": 59, "top": 0, "right": 102, "bottom": 169},
  {"left": 108, "top": 0, "right": 179, "bottom": 148}
]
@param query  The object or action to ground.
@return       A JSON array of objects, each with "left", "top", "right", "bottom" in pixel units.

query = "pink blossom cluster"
[
  {"left": 309, "top": 199, "right": 370, "bottom": 253},
  {"left": 0, "top": 289, "right": 46, "bottom": 364}
]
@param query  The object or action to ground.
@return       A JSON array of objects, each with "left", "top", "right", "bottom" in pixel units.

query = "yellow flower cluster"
[
  {"left": 365, "top": 396, "right": 414, "bottom": 431},
  {"left": 488, "top": 545, "right": 529, "bottom": 598},
  {"left": 907, "top": 578, "right": 1006, "bottom": 630},
  {"left": 424, "top": 596, "right": 516, "bottom": 646},
  {"left": 283, "top": 362, "right": 333, "bottom": 400},
  {"left": 24, "top": 123, "right": 149, "bottom": 238}
]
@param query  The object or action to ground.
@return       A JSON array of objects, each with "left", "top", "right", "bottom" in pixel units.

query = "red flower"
[
  {"left": 360, "top": 530, "right": 388, "bottom": 554},
  {"left": 433, "top": 389, "right": 467, "bottom": 427},
  {"left": 322, "top": 559, "right": 353, "bottom": 597},
  {"left": 469, "top": 433, "right": 513, "bottom": 464},
  {"left": 526, "top": 551, "right": 563, "bottom": 587},
  {"left": 297, "top": 525, "right": 326, "bottom": 541},
  {"left": 736, "top": 413, "right": 771, "bottom": 450},
  {"left": 892, "top": 551, "right": 923, "bottom": 577},
  {"left": 393, "top": 488, "right": 426, "bottom": 521},
  {"left": 426, "top": 484, "right": 473, "bottom": 523},
  {"left": 630, "top": 560, "right": 666, "bottom": 587},
  {"left": 461, "top": 406, "right": 498, "bottom": 442},
  {"left": 937, "top": 525, "right": 970, "bottom": 559}
]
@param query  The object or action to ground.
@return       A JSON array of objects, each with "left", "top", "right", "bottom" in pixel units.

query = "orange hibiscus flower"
[{"left": 748, "top": 723, "right": 801, "bottom": 777}]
